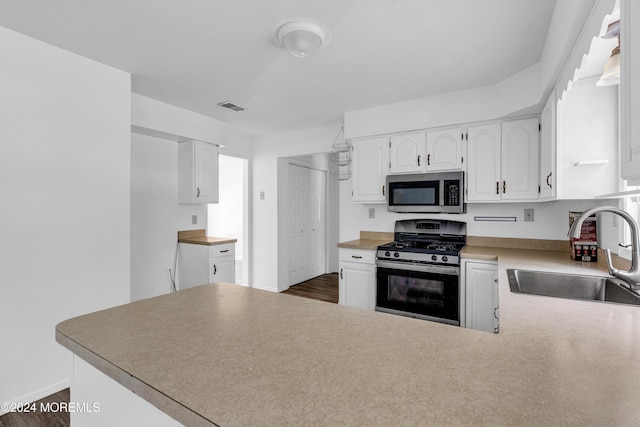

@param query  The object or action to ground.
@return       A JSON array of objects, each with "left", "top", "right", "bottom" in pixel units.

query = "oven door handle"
[{"left": 375, "top": 260, "right": 460, "bottom": 276}]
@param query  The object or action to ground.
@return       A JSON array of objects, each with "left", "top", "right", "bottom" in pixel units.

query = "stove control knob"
[
  {"left": 431, "top": 255, "right": 438, "bottom": 261},
  {"left": 394, "top": 252, "right": 400, "bottom": 258},
  {"left": 385, "top": 251, "right": 390, "bottom": 257},
  {"left": 442, "top": 256, "right": 449, "bottom": 262}
]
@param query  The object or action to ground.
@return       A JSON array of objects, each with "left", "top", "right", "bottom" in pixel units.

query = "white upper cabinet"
[
  {"left": 389, "top": 132, "right": 425, "bottom": 174},
  {"left": 178, "top": 140, "right": 219, "bottom": 204},
  {"left": 425, "top": 127, "right": 464, "bottom": 171},
  {"left": 501, "top": 118, "right": 540, "bottom": 201},
  {"left": 352, "top": 137, "right": 389, "bottom": 203},
  {"left": 466, "top": 124, "right": 501, "bottom": 201},
  {"left": 467, "top": 119, "right": 539, "bottom": 202},
  {"left": 621, "top": 0, "right": 640, "bottom": 179},
  {"left": 539, "top": 91, "right": 556, "bottom": 200}
]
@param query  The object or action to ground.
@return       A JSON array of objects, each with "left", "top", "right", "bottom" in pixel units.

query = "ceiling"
[{"left": 0, "top": 0, "right": 559, "bottom": 137}]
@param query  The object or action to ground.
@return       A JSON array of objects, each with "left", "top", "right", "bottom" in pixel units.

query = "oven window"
[
  {"left": 388, "top": 276, "right": 444, "bottom": 306},
  {"left": 377, "top": 267, "right": 459, "bottom": 323}
]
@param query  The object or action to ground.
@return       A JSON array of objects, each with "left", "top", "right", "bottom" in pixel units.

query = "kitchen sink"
[{"left": 507, "top": 269, "right": 640, "bottom": 306}]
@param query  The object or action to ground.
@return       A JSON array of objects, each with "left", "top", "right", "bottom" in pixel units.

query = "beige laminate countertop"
[
  {"left": 56, "top": 247, "right": 640, "bottom": 426},
  {"left": 177, "top": 229, "right": 237, "bottom": 246}
]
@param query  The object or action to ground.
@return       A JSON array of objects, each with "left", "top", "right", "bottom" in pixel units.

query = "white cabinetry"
[
  {"left": 466, "top": 124, "right": 501, "bottom": 201},
  {"left": 501, "top": 118, "right": 540, "bottom": 200},
  {"left": 462, "top": 259, "right": 499, "bottom": 333},
  {"left": 425, "top": 127, "right": 464, "bottom": 171},
  {"left": 351, "top": 137, "right": 389, "bottom": 203},
  {"left": 389, "top": 132, "right": 425, "bottom": 174},
  {"left": 540, "top": 91, "right": 556, "bottom": 200},
  {"left": 621, "top": 0, "right": 640, "bottom": 179},
  {"left": 338, "top": 249, "right": 376, "bottom": 310},
  {"left": 467, "top": 118, "right": 539, "bottom": 202},
  {"left": 178, "top": 140, "right": 219, "bottom": 204},
  {"left": 178, "top": 242, "right": 235, "bottom": 290}
]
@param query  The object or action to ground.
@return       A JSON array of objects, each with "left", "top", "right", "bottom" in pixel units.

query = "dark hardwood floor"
[
  {"left": 0, "top": 388, "right": 69, "bottom": 427},
  {"left": 282, "top": 273, "right": 339, "bottom": 303},
  {"left": 1, "top": 276, "right": 338, "bottom": 427}
]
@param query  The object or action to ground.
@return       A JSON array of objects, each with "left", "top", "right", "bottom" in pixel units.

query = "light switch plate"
[
  {"left": 192, "top": 215, "right": 198, "bottom": 224},
  {"left": 368, "top": 208, "right": 375, "bottom": 219}
]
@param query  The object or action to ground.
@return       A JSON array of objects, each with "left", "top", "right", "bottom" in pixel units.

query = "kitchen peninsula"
[{"left": 57, "top": 246, "right": 640, "bottom": 426}]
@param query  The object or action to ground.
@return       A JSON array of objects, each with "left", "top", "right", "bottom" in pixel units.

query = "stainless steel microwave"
[{"left": 386, "top": 171, "right": 465, "bottom": 213}]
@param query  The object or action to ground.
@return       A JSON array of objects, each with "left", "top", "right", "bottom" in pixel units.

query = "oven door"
[{"left": 375, "top": 260, "right": 460, "bottom": 326}]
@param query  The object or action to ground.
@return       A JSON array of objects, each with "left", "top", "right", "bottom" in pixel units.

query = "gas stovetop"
[{"left": 376, "top": 219, "right": 467, "bottom": 266}]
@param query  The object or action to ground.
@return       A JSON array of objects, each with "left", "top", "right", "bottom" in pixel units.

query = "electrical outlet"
[
  {"left": 260, "top": 191, "right": 265, "bottom": 200},
  {"left": 368, "top": 208, "right": 375, "bottom": 219},
  {"left": 192, "top": 214, "right": 198, "bottom": 224},
  {"left": 524, "top": 209, "right": 534, "bottom": 222}
]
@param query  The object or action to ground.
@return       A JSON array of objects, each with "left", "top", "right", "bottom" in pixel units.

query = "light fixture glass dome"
[
  {"left": 274, "top": 18, "right": 331, "bottom": 58},
  {"left": 596, "top": 47, "right": 620, "bottom": 87}
]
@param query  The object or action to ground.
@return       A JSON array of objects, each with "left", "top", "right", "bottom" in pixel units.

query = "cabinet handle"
[
  {"left": 196, "top": 187, "right": 200, "bottom": 198},
  {"left": 503, "top": 180, "right": 506, "bottom": 194},
  {"left": 340, "top": 268, "right": 343, "bottom": 279},
  {"left": 213, "top": 265, "right": 217, "bottom": 275},
  {"left": 546, "top": 172, "right": 552, "bottom": 189},
  {"left": 496, "top": 181, "right": 499, "bottom": 195},
  {"left": 352, "top": 255, "right": 363, "bottom": 259},
  {"left": 417, "top": 155, "right": 421, "bottom": 166},
  {"left": 427, "top": 154, "right": 431, "bottom": 166},
  {"left": 220, "top": 249, "right": 229, "bottom": 253},
  {"left": 382, "top": 185, "right": 385, "bottom": 196}
]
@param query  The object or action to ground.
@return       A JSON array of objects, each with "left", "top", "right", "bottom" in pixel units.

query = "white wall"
[
  {"left": 252, "top": 124, "right": 339, "bottom": 292},
  {"left": 130, "top": 96, "right": 253, "bottom": 300},
  {"left": 0, "top": 26, "right": 130, "bottom": 407},
  {"left": 130, "top": 133, "right": 206, "bottom": 300}
]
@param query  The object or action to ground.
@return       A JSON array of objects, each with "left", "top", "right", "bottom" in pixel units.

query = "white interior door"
[
  {"left": 288, "top": 164, "right": 326, "bottom": 285},
  {"left": 309, "top": 168, "right": 326, "bottom": 278}
]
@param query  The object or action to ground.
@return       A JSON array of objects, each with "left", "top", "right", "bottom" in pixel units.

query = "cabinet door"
[
  {"left": 621, "top": 0, "right": 640, "bottom": 179},
  {"left": 210, "top": 258, "right": 235, "bottom": 283},
  {"left": 464, "top": 261, "right": 499, "bottom": 333},
  {"left": 178, "top": 140, "right": 219, "bottom": 204},
  {"left": 351, "top": 137, "right": 389, "bottom": 203},
  {"left": 389, "top": 132, "right": 425, "bottom": 174},
  {"left": 426, "top": 128, "right": 463, "bottom": 171},
  {"left": 339, "top": 262, "right": 375, "bottom": 310},
  {"left": 501, "top": 118, "right": 540, "bottom": 201},
  {"left": 466, "top": 124, "right": 501, "bottom": 201},
  {"left": 194, "top": 141, "right": 219, "bottom": 203},
  {"left": 540, "top": 92, "right": 556, "bottom": 200}
]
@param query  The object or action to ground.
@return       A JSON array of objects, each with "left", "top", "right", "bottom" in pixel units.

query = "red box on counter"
[{"left": 569, "top": 211, "right": 597, "bottom": 262}]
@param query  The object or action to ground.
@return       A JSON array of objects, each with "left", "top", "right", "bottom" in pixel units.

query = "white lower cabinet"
[
  {"left": 178, "top": 242, "right": 236, "bottom": 290},
  {"left": 338, "top": 249, "right": 376, "bottom": 310},
  {"left": 462, "top": 259, "right": 499, "bottom": 333}
]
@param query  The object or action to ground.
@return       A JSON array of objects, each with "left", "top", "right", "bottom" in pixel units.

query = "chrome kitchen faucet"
[{"left": 568, "top": 206, "right": 640, "bottom": 290}]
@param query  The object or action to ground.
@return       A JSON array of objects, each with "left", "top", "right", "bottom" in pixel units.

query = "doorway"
[
  {"left": 277, "top": 153, "right": 340, "bottom": 291},
  {"left": 208, "top": 154, "right": 249, "bottom": 286}
]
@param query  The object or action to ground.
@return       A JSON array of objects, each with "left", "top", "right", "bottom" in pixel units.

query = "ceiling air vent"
[{"left": 217, "top": 101, "right": 246, "bottom": 113}]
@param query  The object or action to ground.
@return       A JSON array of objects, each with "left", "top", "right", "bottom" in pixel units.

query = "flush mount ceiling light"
[
  {"left": 596, "top": 20, "right": 620, "bottom": 87},
  {"left": 273, "top": 18, "right": 331, "bottom": 59}
]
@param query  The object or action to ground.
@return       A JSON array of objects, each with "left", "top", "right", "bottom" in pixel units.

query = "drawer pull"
[
  {"left": 220, "top": 249, "right": 229, "bottom": 253},
  {"left": 352, "top": 255, "right": 363, "bottom": 259}
]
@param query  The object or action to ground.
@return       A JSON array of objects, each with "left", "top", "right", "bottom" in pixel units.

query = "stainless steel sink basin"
[{"left": 507, "top": 269, "right": 640, "bottom": 306}]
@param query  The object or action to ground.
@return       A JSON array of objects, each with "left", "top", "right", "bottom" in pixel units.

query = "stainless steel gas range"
[{"left": 375, "top": 219, "right": 466, "bottom": 326}]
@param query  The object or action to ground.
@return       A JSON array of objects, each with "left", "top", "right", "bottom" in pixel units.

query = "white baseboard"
[
  {"left": 0, "top": 379, "right": 70, "bottom": 416},
  {"left": 250, "top": 283, "right": 278, "bottom": 293}
]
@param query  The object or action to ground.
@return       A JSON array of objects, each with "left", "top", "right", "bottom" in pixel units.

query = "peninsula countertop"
[{"left": 57, "top": 247, "right": 640, "bottom": 426}]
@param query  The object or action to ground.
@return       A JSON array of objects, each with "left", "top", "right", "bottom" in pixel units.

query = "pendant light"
[
  {"left": 273, "top": 18, "right": 331, "bottom": 59},
  {"left": 596, "top": 20, "right": 620, "bottom": 87}
]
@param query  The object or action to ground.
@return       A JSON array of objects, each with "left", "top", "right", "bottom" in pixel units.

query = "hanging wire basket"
[{"left": 330, "top": 124, "right": 352, "bottom": 180}]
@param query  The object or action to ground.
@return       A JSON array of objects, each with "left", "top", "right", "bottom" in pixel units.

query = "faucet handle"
[{"left": 604, "top": 249, "right": 619, "bottom": 277}]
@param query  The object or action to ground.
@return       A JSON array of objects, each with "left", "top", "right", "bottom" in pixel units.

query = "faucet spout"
[{"left": 568, "top": 206, "right": 640, "bottom": 289}]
